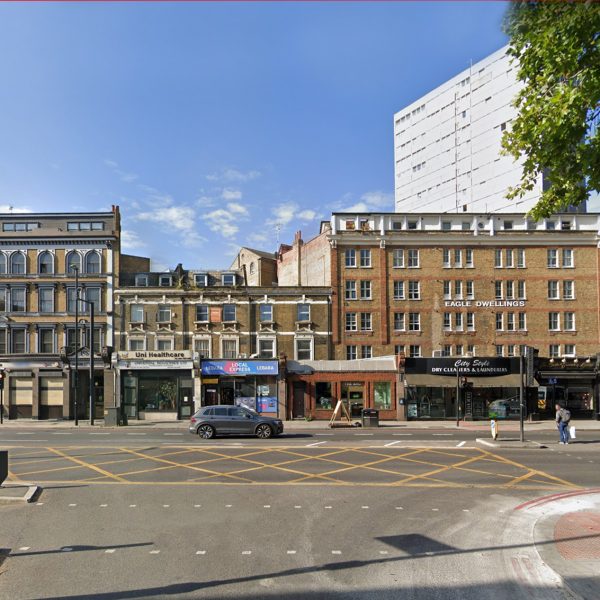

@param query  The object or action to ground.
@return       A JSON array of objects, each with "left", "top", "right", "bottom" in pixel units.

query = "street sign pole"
[
  {"left": 0, "top": 372, "right": 4, "bottom": 424},
  {"left": 519, "top": 353, "right": 525, "bottom": 442},
  {"left": 89, "top": 302, "right": 95, "bottom": 426}
]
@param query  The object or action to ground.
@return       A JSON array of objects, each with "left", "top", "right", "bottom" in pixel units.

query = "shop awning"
[{"left": 405, "top": 374, "right": 524, "bottom": 388}]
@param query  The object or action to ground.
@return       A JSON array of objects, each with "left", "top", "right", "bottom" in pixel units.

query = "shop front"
[
  {"left": 284, "top": 358, "right": 400, "bottom": 421},
  {"left": 404, "top": 357, "right": 523, "bottom": 420},
  {"left": 200, "top": 360, "right": 280, "bottom": 417},
  {"left": 117, "top": 351, "right": 194, "bottom": 420}
]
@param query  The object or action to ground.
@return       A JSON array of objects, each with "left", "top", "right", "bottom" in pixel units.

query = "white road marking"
[
  {"left": 463, "top": 509, "right": 470, "bottom": 512},
  {"left": 456, "top": 441, "right": 466, "bottom": 447},
  {"left": 225, "top": 504, "right": 232, "bottom": 508},
  {"left": 361, "top": 506, "right": 369, "bottom": 509},
  {"left": 127, "top": 433, "right": 146, "bottom": 436},
  {"left": 129, "top": 504, "right": 137, "bottom": 508},
  {"left": 477, "top": 439, "right": 498, "bottom": 448},
  {"left": 325, "top": 506, "right": 332, "bottom": 509},
  {"left": 263, "top": 505, "right": 271, "bottom": 508},
  {"left": 16, "top": 432, "right": 34, "bottom": 435},
  {"left": 52, "top": 433, "right": 71, "bottom": 435},
  {"left": 163, "top": 504, "right": 170, "bottom": 508},
  {"left": 393, "top": 433, "right": 412, "bottom": 436},
  {"left": 315, "top": 434, "right": 334, "bottom": 436},
  {"left": 18, "top": 547, "right": 30, "bottom": 551},
  {"left": 395, "top": 506, "right": 403, "bottom": 510},
  {"left": 331, "top": 550, "right": 342, "bottom": 555},
  {"left": 164, "top": 433, "right": 183, "bottom": 436},
  {"left": 433, "top": 434, "right": 452, "bottom": 436},
  {"left": 90, "top": 433, "right": 110, "bottom": 436},
  {"left": 241, "top": 550, "right": 252, "bottom": 555},
  {"left": 35, "top": 502, "right": 44, "bottom": 506},
  {"left": 149, "top": 550, "right": 160, "bottom": 554},
  {"left": 432, "top": 508, "right": 439, "bottom": 511},
  {"left": 306, "top": 441, "right": 327, "bottom": 447},
  {"left": 384, "top": 440, "right": 402, "bottom": 447},
  {"left": 196, "top": 550, "right": 207, "bottom": 555},
  {"left": 294, "top": 505, "right": 302, "bottom": 509},
  {"left": 100, "top": 504, "right": 108, "bottom": 508},
  {"left": 379, "top": 550, "right": 389, "bottom": 555},
  {"left": 287, "top": 550, "right": 297, "bottom": 555},
  {"left": 68, "top": 503, "right": 77, "bottom": 507},
  {"left": 105, "top": 549, "right": 116, "bottom": 554},
  {"left": 194, "top": 504, "right": 202, "bottom": 508},
  {"left": 355, "top": 433, "right": 374, "bottom": 436}
]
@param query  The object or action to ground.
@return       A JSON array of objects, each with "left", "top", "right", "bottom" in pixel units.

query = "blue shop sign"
[{"left": 201, "top": 360, "right": 279, "bottom": 376}]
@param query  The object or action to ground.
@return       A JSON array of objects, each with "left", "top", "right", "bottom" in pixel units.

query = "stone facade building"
[{"left": 0, "top": 208, "right": 120, "bottom": 420}]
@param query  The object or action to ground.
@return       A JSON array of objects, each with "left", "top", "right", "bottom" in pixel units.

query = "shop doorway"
[
  {"left": 70, "top": 372, "right": 103, "bottom": 420},
  {"left": 342, "top": 382, "right": 364, "bottom": 418},
  {"left": 292, "top": 383, "right": 305, "bottom": 419}
]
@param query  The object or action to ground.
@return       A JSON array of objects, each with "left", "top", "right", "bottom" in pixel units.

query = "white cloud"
[
  {"left": 104, "top": 158, "right": 138, "bottom": 184},
  {"left": 0, "top": 204, "right": 32, "bottom": 214},
  {"left": 297, "top": 209, "right": 320, "bottom": 221},
  {"left": 227, "top": 202, "right": 249, "bottom": 216},
  {"left": 196, "top": 195, "right": 216, "bottom": 208},
  {"left": 222, "top": 188, "right": 242, "bottom": 201},
  {"left": 203, "top": 209, "right": 240, "bottom": 238},
  {"left": 247, "top": 232, "right": 269, "bottom": 244},
  {"left": 360, "top": 190, "right": 394, "bottom": 208},
  {"left": 344, "top": 202, "right": 369, "bottom": 212},
  {"left": 333, "top": 190, "right": 394, "bottom": 213},
  {"left": 206, "top": 168, "right": 261, "bottom": 183},
  {"left": 136, "top": 205, "right": 196, "bottom": 232},
  {"left": 267, "top": 202, "right": 321, "bottom": 227},
  {"left": 121, "top": 230, "right": 146, "bottom": 250}
]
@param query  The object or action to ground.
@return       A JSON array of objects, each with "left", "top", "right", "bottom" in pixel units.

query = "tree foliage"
[{"left": 502, "top": 1, "right": 600, "bottom": 219}]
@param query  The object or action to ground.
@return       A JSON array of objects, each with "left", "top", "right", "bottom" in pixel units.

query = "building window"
[
  {"left": 196, "top": 304, "right": 209, "bottom": 322},
  {"left": 249, "top": 263, "right": 255, "bottom": 275},
  {"left": 506, "top": 281, "right": 514, "bottom": 300},
  {"left": 297, "top": 303, "right": 310, "bottom": 322},
  {"left": 194, "top": 338, "right": 210, "bottom": 358},
  {"left": 360, "top": 280, "right": 372, "bottom": 300},
  {"left": 465, "top": 248, "right": 474, "bottom": 267},
  {"left": 392, "top": 249, "right": 404, "bottom": 268},
  {"left": 547, "top": 249, "right": 558, "bottom": 268},
  {"left": 407, "top": 220, "right": 418, "bottom": 230},
  {"left": 156, "top": 338, "right": 173, "bottom": 351},
  {"left": 409, "top": 345, "right": 421, "bottom": 358},
  {"left": 361, "top": 345, "right": 372, "bottom": 359},
  {"left": 222, "top": 339, "right": 238, "bottom": 359},
  {"left": 131, "top": 304, "right": 144, "bottom": 323},
  {"left": 359, "top": 249, "right": 371, "bottom": 268},
  {"left": 38, "top": 287, "right": 54, "bottom": 313},
  {"left": 494, "top": 249, "right": 502, "bottom": 268},
  {"left": 455, "top": 312, "right": 463, "bottom": 331},
  {"left": 394, "top": 344, "right": 405, "bottom": 355},
  {"left": 443, "top": 281, "right": 451, "bottom": 299},
  {"left": 38, "top": 251, "right": 54, "bottom": 274},
  {"left": 296, "top": 338, "right": 312, "bottom": 360},
  {"left": 548, "top": 281, "right": 559, "bottom": 300},
  {"left": 10, "top": 252, "right": 26, "bottom": 274},
  {"left": 454, "top": 280, "right": 462, "bottom": 299},
  {"left": 562, "top": 248, "right": 574, "bottom": 268},
  {"left": 345, "top": 313, "right": 357, "bottom": 332},
  {"left": 441, "top": 345, "right": 451, "bottom": 357},
  {"left": 462, "top": 222, "right": 471, "bottom": 231},
  {"left": 3, "top": 222, "right": 38, "bottom": 232},
  {"left": 135, "top": 274, "right": 148, "bottom": 287},
  {"left": 563, "top": 281, "right": 574, "bottom": 299},
  {"left": 507, "top": 312, "right": 515, "bottom": 331},
  {"left": 345, "top": 249, "right": 356, "bottom": 268},
  {"left": 345, "top": 281, "right": 357, "bottom": 300},
  {"left": 495, "top": 313, "right": 503, "bottom": 331},
  {"left": 443, "top": 313, "right": 451, "bottom": 330},
  {"left": 548, "top": 312, "right": 560, "bottom": 331},
  {"left": 408, "top": 249, "right": 419, "bottom": 268},
  {"left": 360, "top": 313, "right": 372, "bottom": 331},
  {"left": 85, "top": 251, "right": 101, "bottom": 274},
  {"left": 0, "top": 254, "right": 5, "bottom": 275},
  {"left": 157, "top": 305, "right": 171, "bottom": 323},
  {"left": 564, "top": 344, "right": 576, "bottom": 356},
  {"left": 346, "top": 345, "right": 357, "bottom": 360},
  {"left": 455, "top": 344, "right": 464, "bottom": 356},
  {"left": 393, "top": 281, "right": 405, "bottom": 300},
  {"left": 159, "top": 275, "right": 173, "bottom": 287},
  {"left": 495, "top": 345, "right": 504, "bottom": 357},
  {"left": 517, "top": 249, "right": 526, "bottom": 268},
  {"left": 67, "top": 288, "right": 77, "bottom": 314},
  {"left": 66, "top": 251, "right": 81, "bottom": 275},
  {"left": 441, "top": 221, "right": 452, "bottom": 231},
  {"left": 223, "top": 304, "right": 236, "bottom": 322},
  {"left": 503, "top": 220, "right": 513, "bottom": 230},
  {"left": 408, "top": 281, "right": 420, "bottom": 300},
  {"left": 258, "top": 339, "right": 275, "bottom": 358},
  {"left": 222, "top": 273, "right": 236, "bottom": 286},
  {"left": 518, "top": 312, "right": 527, "bottom": 330},
  {"left": 394, "top": 312, "right": 405, "bottom": 331},
  {"left": 10, "top": 288, "right": 25, "bottom": 312},
  {"left": 517, "top": 281, "right": 526, "bottom": 299},
  {"left": 495, "top": 281, "right": 503, "bottom": 300},
  {"left": 454, "top": 248, "right": 462, "bottom": 268},
  {"left": 408, "top": 312, "right": 420, "bottom": 331},
  {"left": 195, "top": 273, "right": 208, "bottom": 287},
  {"left": 505, "top": 249, "right": 514, "bottom": 268},
  {"left": 564, "top": 312, "right": 575, "bottom": 331},
  {"left": 467, "top": 312, "right": 475, "bottom": 331},
  {"left": 259, "top": 304, "right": 273, "bottom": 322},
  {"left": 38, "top": 328, "right": 54, "bottom": 354},
  {"left": 11, "top": 329, "right": 26, "bottom": 353},
  {"left": 507, "top": 344, "right": 516, "bottom": 357},
  {"left": 442, "top": 249, "right": 451, "bottom": 268},
  {"left": 466, "top": 280, "right": 474, "bottom": 299},
  {"left": 84, "top": 287, "right": 101, "bottom": 313},
  {"left": 549, "top": 344, "right": 560, "bottom": 358}
]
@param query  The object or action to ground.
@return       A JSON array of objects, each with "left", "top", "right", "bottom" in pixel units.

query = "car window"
[
  {"left": 202, "top": 407, "right": 214, "bottom": 416},
  {"left": 229, "top": 407, "right": 246, "bottom": 418},
  {"left": 213, "top": 407, "right": 228, "bottom": 416}
]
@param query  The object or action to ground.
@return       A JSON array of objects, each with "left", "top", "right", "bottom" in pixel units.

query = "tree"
[{"left": 502, "top": 1, "right": 600, "bottom": 219}]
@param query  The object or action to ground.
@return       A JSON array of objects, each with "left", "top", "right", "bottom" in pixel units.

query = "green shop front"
[
  {"left": 200, "top": 360, "right": 279, "bottom": 417},
  {"left": 117, "top": 351, "right": 195, "bottom": 420},
  {"left": 404, "top": 357, "right": 523, "bottom": 420}
]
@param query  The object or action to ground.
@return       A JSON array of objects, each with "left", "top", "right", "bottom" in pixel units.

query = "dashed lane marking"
[
  {"left": 18, "top": 547, "right": 30, "bottom": 551},
  {"left": 241, "top": 551, "right": 252, "bottom": 555},
  {"left": 196, "top": 551, "right": 206, "bottom": 555},
  {"left": 433, "top": 434, "right": 453, "bottom": 436},
  {"left": 287, "top": 550, "right": 297, "bottom": 555},
  {"left": 149, "top": 550, "right": 160, "bottom": 554},
  {"left": 331, "top": 550, "right": 342, "bottom": 555},
  {"left": 105, "top": 549, "right": 116, "bottom": 554},
  {"left": 384, "top": 441, "right": 402, "bottom": 447},
  {"left": 306, "top": 441, "right": 327, "bottom": 447},
  {"left": 457, "top": 441, "right": 466, "bottom": 447},
  {"left": 392, "top": 433, "right": 412, "bottom": 436}
]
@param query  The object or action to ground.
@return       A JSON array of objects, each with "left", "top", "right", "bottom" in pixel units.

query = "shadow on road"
[{"left": 8, "top": 541, "right": 154, "bottom": 558}]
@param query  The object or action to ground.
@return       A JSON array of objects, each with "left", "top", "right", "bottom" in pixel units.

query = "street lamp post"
[
  {"left": 78, "top": 306, "right": 96, "bottom": 426},
  {"left": 72, "top": 265, "right": 79, "bottom": 426}
]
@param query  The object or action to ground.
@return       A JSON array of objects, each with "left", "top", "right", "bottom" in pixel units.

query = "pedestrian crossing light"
[{"left": 0, "top": 371, "right": 4, "bottom": 390}]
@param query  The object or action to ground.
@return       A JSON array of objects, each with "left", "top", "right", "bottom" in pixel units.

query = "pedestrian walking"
[{"left": 555, "top": 403, "right": 571, "bottom": 444}]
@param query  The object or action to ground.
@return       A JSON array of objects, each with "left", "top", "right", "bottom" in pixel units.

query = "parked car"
[{"left": 189, "top": 405, "right": 284, "bottom": 439}]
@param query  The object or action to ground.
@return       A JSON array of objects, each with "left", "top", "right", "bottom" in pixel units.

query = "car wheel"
[
  {"left": 197, "top": 424, "right": 215, "bottom": 439},
  {"left": 255, "top": 424, "right": 273, "bottom": 439}
]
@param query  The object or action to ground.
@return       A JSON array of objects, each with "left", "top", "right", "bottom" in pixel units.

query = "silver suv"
[{"left": 189, "top": 405, "right": 284, "bottom": 439}]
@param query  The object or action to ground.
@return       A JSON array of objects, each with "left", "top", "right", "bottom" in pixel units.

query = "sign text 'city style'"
[{"left": 405, "top": 357, "right": 519, "bottom": 377}]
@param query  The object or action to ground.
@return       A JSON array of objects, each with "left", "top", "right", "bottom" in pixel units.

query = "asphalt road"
[{"left": 1, "top": 429, "right": 599, "bottom": 600}]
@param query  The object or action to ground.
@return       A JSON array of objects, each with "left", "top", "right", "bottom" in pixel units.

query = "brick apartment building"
[
  {"left": 279, "top": 212, "right": 600, "bottom": 419},
  {"left": 114, "top": 262, "right": 331, "bottom": 420},
  {"left": 0, "top": 208, "right": 120, "bottom": 420}
]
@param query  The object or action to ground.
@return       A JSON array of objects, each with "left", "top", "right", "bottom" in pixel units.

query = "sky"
[{"left": 0, "top": 2, "right": 511, "bottom": 270}]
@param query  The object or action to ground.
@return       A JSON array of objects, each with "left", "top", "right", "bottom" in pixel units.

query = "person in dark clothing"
[{"left": 555, "top": 403, "right": 571, "bottom": 444}]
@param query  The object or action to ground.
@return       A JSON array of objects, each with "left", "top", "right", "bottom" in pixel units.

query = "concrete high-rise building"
[{"left": 393, "top": 46, "right": 560, "bottom": 214}]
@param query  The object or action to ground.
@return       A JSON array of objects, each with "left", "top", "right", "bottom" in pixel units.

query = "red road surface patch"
[{"left": 555, "top": 511, "right": 600, "bottom": 560}]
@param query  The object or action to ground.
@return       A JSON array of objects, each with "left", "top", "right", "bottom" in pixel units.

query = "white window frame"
[
  {"left": 257, "top": 337, "right": 277, "bottom": 358},
  {"left": 156, "top": 337, "right": 174, "bottom": 351},
  {"left": 221, "top": 337, "right": 239, "bottom": 359},
  {"left": 392, "top": 249, "right": 404, "bottom": 268},
  {"left": 345, "top": 280, "right": 357, "bottom": 300},
  {"left": 295, "top": 337, "right": 313, "bottom": 361},
  {"left": 128, "top": 337, "right": 146, "bottom": 351},
  {"left": 193, "top": 337, "right": 212, "bottom": 359},
  {"left": 393, "top": 280, "right": 405, "bottom": 300}
]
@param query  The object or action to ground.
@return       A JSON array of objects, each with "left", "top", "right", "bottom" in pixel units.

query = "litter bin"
[
  {"left": 361, "top": 408, "right": 379, "bottom": 428},
  {"left": 104, "top": 407, "right": 119, "bottom": 426}
]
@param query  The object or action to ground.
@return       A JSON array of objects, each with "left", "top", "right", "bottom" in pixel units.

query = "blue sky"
[{"left": 0, "top": 2, "right": 510, "bottom": 269}]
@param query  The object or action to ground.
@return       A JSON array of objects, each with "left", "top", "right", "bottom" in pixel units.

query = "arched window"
[
  {"left": 10, "top": 252, "right": 25, "bottom": 274},
  {"left": 0, "top": 253, "right": 6, "bottom": 274},
  {"left": 249, "top": 262, "right": 255, "bottom": 275},
  {"left": 85, "top": 251, "right": 101, "bottom": 274},
  {"left": 66, "top": 251, "right": 81, "bottom": 274},
  {"left": 38, "top": 251, "right": 54, "bottom": 274}
]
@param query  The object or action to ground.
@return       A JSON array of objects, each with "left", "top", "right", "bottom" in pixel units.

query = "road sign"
[{"left": 548, "top": 378, "right": 558, "bottom": 385}]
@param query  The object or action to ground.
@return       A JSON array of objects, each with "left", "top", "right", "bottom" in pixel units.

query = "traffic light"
[{"left": 0, "top": 370, "right": 5, "bottom": 390}]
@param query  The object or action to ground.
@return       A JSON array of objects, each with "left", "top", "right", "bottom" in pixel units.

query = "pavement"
[{"left": 1, "top": 424, "right": 599, "bottom": 599}]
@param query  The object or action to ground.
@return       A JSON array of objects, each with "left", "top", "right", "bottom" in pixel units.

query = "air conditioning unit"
[
  {"left": 432, "top": 350, "right": 443, "bottom": 357},
  {"left": 238, "top": 353, "right": 247, "bottom": 359}
]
